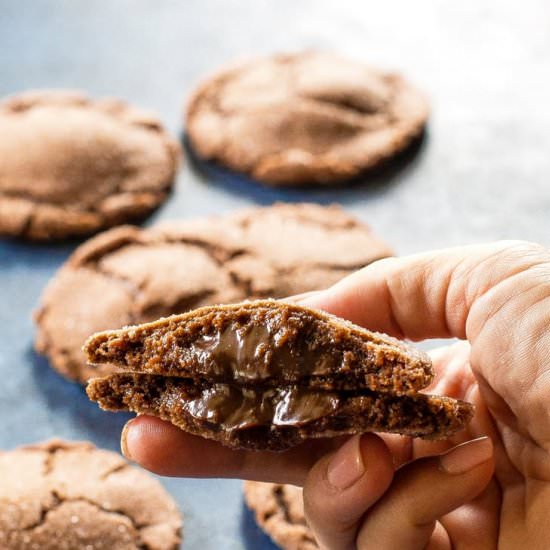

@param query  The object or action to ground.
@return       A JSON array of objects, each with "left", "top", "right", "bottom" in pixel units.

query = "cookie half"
[
  {"left": 0, "top": 90, "right": 180, "bottom": 240},
  {"left": 34, "top": 203, "right": 392, "bottom": 383},
  {"left": 186, "top": 51, "right": 428, "bottom": 186},
  {"left": 84, "top": 300, "right": 434, "bottom": 393},
  {"left": 244, "top": 481, "right": 317, "bottom": 550},
  {"left": 85, "top": 301, "right": 473, "bottom": 451},
  {"left": 87, "top": 373, "right": 472, "bottom": 451},
  {"left": 0, "top": 439, "right": 182, "bottom": 549}
]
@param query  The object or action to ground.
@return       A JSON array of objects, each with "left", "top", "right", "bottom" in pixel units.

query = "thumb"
[
  {"left": 303, "top": 434, "right": 394, "bottom": 550},
  {"left": 355, "top": 436, "right": 494, "bottom": 549}
]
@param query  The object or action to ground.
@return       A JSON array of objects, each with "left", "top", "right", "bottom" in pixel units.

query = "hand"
[{"left": 120, "top": 240, "right": 550, "bottom": 549}]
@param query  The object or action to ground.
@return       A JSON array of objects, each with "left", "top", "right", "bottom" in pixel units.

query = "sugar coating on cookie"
[
  {"left": 0, "top": 90, "right": 180, "bottom": 240},
  {"left": 34, "top": 203, "right": 392, "bottom": 383},
  {"left": 0, "top": 439, "right": 182, "bottom": 549},
  {"left": 244, "top": 481, "right": 317, "bottom": 549},
  {"left": 186, "top": 51, "right": 428, "bottom": 186}
]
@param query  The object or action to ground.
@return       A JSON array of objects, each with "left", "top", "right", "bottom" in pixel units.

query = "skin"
[{"left": 121, "top": 240, "right": 550, "bottom": 549}]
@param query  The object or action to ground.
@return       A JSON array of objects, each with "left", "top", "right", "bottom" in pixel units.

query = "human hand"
[{"left": 121, "top": 240, "right": 550, "bottom": 549}]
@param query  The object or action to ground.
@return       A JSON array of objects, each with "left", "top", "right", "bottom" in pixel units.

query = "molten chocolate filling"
[
  {"left": 176, "top": 384, "right": 340, "bottom": 430},
  {"left": 184, "top": 323, "right": 337, "bottom": 380}
]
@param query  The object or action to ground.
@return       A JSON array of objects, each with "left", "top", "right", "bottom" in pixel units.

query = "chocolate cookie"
[
  {"left": 244, "top": 481, "right": 317, "bottom": 550},
  {"left": 85, "top": 300, "right": 473, "bottom": 451},
  {"left": 0, "top": 439, "right": 182, "bottom": 549},
  {"left": 34, "top": 203, "right": 392, "bottom": 383},
  {"left": 0, "top": 90, "right": 180, "bottom": 240},
  {"left": 186, "top": 51, "right": 428, "bottom": 186}
]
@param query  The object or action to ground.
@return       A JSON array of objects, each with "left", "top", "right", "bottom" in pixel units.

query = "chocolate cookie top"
[
  {"left": 84, "top": 300, "right": 434, "bottom": 393},
  {"left": 34, "top": 203, "right": 392, "bottom": 383},
  {"left": 244, "top": 481, "right": 317, "bottom": 550},
  {"left": 0, "top": 90, "right": 180, "bottom": 240},
  {"left": 0, "top": 439, "right": 182, "bottom": 550},
  {"left": 186, "top": 51, "right": 428, "bottom": 186}
]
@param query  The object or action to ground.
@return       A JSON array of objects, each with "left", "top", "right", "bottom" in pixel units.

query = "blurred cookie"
[
  {"left": 186, "top": 51, "right": 428, "bottom": 186},
  {"left": 0, "top": 439, "right": 182, "bottom": 549},
  {"left": 244, "top": 481, "right": 317, "bottom": 549},
  {"left": 0, "top": 90, "right": 180, "bottom": 240},
  {"left": 34, "top": 203, "right": 392, "bottom": 383}
]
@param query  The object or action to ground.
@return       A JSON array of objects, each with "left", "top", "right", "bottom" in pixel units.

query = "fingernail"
[
  {"left": 121, "top": 419, "right": 135, "bottom": 460},
  {"left": 440, "top": 436, "right": 493, "bottom": 475},
  {"left": 327, "top": 436, "right": 365, "bottom": 490}
]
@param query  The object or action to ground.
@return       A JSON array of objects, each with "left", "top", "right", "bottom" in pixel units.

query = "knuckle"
[{"left": 495, "top": 240, "right": 548, "bottom": 261}]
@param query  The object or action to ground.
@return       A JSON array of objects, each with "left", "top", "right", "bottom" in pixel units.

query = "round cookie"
[
  {"left": 34, "top": 203, "right": 392, "bottom": 383},
  {"left": 186, "top": 51, "right": 428, "bottom": 186},
  {"left": 0, "top": 439, "right": 182, "bottom": 550},
  {"left": 0, "top": 90, "right": 180, "bottom": 240},
  {"left": 244, "top": 481, "right": 317, "bottom": 549}
]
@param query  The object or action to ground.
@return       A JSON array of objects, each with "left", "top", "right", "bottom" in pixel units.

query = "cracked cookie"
[
  {"left": 0, "top": 439, "right": 182, "bottom": 550},
  {"left": 85, "top": 300, "right": 473, "bottom": 451},
  {"left": 244, "top": 481, "right": 317, "bottom": 550},
  {"left": 34, "top": 203, "right": 392, "bottom": 383},
  {"left": 0, "top": 90, "right": 180, "bottom": 240},
  {"left": 186, "top": 51, "right": 428, "bottom": 186}
]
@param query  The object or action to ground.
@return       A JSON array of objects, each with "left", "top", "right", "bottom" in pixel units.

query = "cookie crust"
[
  {"left": 186, "top": 51, "right": 428, "bottom": 186},
  {"left": 0, "top": 90, "right": 180, "bottom": 240}
]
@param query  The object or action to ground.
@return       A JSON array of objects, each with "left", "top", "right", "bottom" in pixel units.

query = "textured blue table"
[{"left": 1, "top": 1, "right": 549, "bottom": 548}]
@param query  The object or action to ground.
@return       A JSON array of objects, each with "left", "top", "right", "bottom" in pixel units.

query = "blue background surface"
[{"left": 1, "top": 1, "right": 549, "bottom": 548}]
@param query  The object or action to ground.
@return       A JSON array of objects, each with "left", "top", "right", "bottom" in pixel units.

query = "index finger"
[
  {"left": 300, "top": 240, "right": 546, "bottom": 342},
  {"left": 122, "top": 415, "right": 344, "bottom": 486}
]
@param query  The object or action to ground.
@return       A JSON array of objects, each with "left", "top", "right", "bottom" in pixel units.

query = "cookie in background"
[
  {"left": 244, "top": 481, "right": 317, "bottom": 550},
  {"left": 0, "top": 439, "right": 182, "bottom": 549},
  {"left": 34, "top": 203, "right": 392, "bottom": 383},
  {"left": 185, "top": 51, "right": 428, "bottom": 186},
  {"left": 0, "top": 90, "right": 180, "bottom": 241}
]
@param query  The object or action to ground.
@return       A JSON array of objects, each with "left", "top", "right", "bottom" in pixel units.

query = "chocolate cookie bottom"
[{"left": 87, "top": 374, "right": 473, "bottom": 451}]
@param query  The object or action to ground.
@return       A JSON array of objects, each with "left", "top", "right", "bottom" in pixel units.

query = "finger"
[
  {"left": 121, "top": 415, "right": 341, "bottom": 485},
  {"left": 303, "top": 434, "right": 394, "bottom": 550},
  {"left": 300, "top": 240, "right": 546, "bottom": 341},
  {"left": 428, "top": 341, "right": 473, "bottom": 396},
  {"left": 440, "top": 477, "right": 501, "bottom": 549},
  {"left": 356, "top": 437, "right": 494, "bottom": 550}
]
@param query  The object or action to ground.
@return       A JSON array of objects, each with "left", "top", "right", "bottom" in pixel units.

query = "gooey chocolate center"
[
  {"left": 177, "top": 384, "right": 341, "bottom": 430},
  {"left": 184, "top": 322, "right": 338, "bottom": 380}
]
